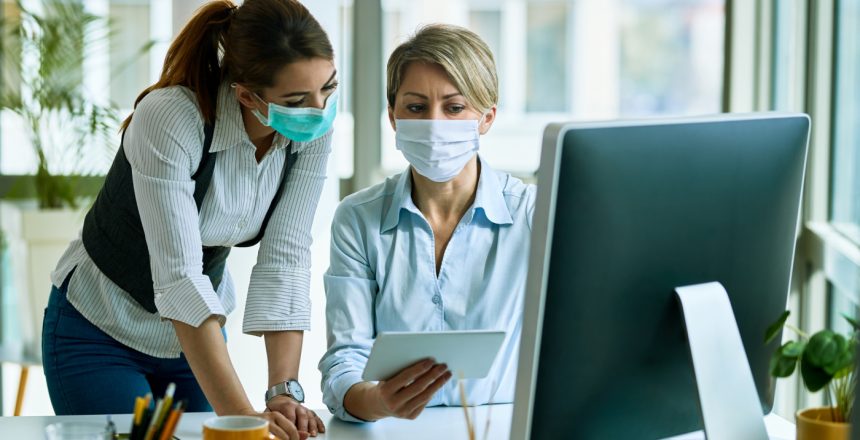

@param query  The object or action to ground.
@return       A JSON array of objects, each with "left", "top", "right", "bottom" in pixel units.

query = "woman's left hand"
[{"left": 266, "top": 396, "right": 326, "bottom": 437}]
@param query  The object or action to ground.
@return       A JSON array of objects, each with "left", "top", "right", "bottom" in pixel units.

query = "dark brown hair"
[{"left": 120, "top": 0, "right": 333, "bottom": 131}]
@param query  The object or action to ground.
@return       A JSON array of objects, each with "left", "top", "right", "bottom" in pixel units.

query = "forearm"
[
  {"left": 264, "top": 330, "right": 304, "bottom": 387},
  {"left": 172, "top": 317, "right": 252, "bottom": 415},
  {"left": 343, "top": 382, "right": 387, "bottom": 422}
]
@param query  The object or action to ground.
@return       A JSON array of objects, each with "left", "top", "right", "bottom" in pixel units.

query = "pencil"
[
  {"left": 133, "top": 397, "right": 145, "bottom": 426},
  {"left": 150, "top": 383, "right": 176, "bottom": 439},
  {"left": 157, "top": 401, "right": 186, "bottom": 440},
  {"left": 131, "top": 394, "right": 152, "bottom": 440}
]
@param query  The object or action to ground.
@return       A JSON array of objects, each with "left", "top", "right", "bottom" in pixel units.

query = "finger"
[
  {"left": 406, "top": 404, "right": 426, "bottom": 420},
  {"left": 268, "top": 421, "right": 289, "bottom": 440},
  {"left": 272, "top": 411, "right": 300, "bottom": 440},
  {"left": 281, "top": 403, "right": 298, "bottom": 424},
  {"left": 299, "top": 432, "right": 310, "bottom": 440},
  {"left": 313, "top": 412, "right": 326, "bottom": 434},
  {"left": 382, "top": 359, "right": 435, "bottom": 391},
  {"left": 393, "top": 364, "right": 449, "bottom": 403},
  {"left": 404, "top": 370, "right": 452, "bottom": 415},
  {"left": 295, "top": 406, "right": 309, "bottom": 433},
  {"left": 305, "top": 412, "right": 319, "bottom": 436}
]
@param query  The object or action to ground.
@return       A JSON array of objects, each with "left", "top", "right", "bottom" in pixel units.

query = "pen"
[
  {"left": 135, "top": 405, "right": 153, "bottom": 440},
  {"left": 131, "top": 393, "right": 152, "bottom": 440}
]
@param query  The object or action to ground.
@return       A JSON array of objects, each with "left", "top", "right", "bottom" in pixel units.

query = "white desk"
[{"left": 0, "top": 405, "right": 796, "bottom": 439}]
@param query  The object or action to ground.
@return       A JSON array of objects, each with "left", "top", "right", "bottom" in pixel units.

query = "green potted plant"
[
  {"left": 0, "top": 0, "right": 120, "bottom": 209},
  {"left": 765, "top": 310, "right": 857, "bottom": 440}
]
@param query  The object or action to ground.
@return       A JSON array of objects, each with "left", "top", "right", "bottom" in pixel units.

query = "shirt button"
[{"left": 432, "top": 295, "right": 442, "bottom": 305}]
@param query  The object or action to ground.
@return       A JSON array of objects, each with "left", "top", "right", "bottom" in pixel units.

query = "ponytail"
[
  {"left": 120, "top": 0, "right": 333, "bottom": 133},
  {"left": 120, "top": 1, "right": 236, "bottom": 132}
]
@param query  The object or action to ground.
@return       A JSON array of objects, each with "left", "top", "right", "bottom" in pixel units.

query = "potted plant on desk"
[{"left": 765, "top": 311, "right": 857, "bottom": 440}]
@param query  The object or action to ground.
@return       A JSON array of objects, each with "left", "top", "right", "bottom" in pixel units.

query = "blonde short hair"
[{"left": 386, "top": 24, "right": 499, "bottom": 113}]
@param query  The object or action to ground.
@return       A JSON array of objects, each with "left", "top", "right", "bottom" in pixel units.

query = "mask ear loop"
[{"left": 233, "top": 82, "right": 272, "bottom": 125}]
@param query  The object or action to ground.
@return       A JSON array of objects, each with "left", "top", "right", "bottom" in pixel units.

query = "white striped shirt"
[{"left": 51, "top": 83, "right": 331, "bottom": 358}]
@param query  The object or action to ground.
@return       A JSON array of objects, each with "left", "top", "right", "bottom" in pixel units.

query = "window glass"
[
  {"left": 109, "top": 0, "right": 151, "bottom": 110},
  {"left": 830, "top": 0, "right": 860, "bottom": 244},
  {"left": 0, "top": 0, "right": 157, "bottom": 175},
  {"left": 377, "top": 0, "right": 725, "bottom": 176},
  {"left": 771, "top": 0, "right": 804, "bottom": 111}
]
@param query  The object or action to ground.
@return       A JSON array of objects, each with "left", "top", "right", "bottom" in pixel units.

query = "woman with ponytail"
[{"left": 42, "top": 1, "right": 334, "bottom": 438}]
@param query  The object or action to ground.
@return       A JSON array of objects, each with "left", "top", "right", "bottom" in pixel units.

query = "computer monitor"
[{"left": 510, "top": 114, "right": 810, "bottom": 439}]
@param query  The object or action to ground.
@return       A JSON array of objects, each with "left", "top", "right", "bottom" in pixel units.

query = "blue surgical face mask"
[{"left": 251, "top": 90, "right": 338, "bottom": 143}]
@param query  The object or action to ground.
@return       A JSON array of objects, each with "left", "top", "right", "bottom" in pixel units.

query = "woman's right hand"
[
  {"left": 374, "top": 359, "right": 452, "bottom": 419},
  {"left": 237, "top": 408, "right": 308, "bottom": 440}
]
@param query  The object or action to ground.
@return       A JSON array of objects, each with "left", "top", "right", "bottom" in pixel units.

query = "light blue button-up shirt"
[{"left": 319, "top": 157, "right": 536, "bottom": 422}]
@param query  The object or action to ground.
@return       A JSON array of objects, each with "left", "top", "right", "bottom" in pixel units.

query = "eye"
[
  {"left": 323, "top": 81, "right": 339, "bottom": 91},
  {"left": 284, "top": 99, "right": 305, "bottom": 108},
  {"left": 406, "top": 103, "right": 426, "bottom": 113},
  {"left": 448, "top": 104, "right": 465, "bottom": 114}
]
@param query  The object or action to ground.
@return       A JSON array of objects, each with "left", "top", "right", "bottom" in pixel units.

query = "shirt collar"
[
  {"left": 380, "top": 155, "right": 514, "bottom": 233},
  {"left": 209, "top": 82, "right": 292, "bottom": 153}
]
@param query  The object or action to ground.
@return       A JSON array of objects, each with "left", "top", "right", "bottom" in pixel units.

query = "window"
[
  {"left": 526, "top": 2, "right": 567, "bottom": 113},
  {"left": 829, "top": 282, "right": 858, "bottom": 335},
  {"left": 830, "top": 0, "right": 860, "bottom": 244},
  {"left": 771, "top": 0, "right": 805, "bottom": 111},
  {"left": 108, "top": 0, "right": 151, "bottom": 110},
  {"left": 0, "top": 0, "right": 162, "bottom": 175},
  {"left": 376, "top": 0, "right": 725, "bottom": 176}
]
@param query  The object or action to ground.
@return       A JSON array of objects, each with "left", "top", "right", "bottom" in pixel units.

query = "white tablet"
[{"left": 361, "top": 330, "right": 506, "bottom": 381}]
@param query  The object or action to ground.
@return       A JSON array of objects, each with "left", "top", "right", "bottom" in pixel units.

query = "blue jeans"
[{"left": 41, "top": 274, "right": 212, "bottom": 415}]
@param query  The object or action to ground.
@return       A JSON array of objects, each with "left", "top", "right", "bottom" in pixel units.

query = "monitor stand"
[{"left": 675, "top": 282, "right": 769, "bottom": 440}]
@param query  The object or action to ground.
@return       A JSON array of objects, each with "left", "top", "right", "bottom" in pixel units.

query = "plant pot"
[{"left": 796, "top": 407, "right": 850, "bottom": 440}]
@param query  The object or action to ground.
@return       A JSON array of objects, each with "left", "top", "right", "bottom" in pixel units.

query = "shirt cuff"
[
  {"left": 154, "top": 275, "right": 226, "bottom": 327},
  {"left": 325, "top": 371, "right": 368, "bottom": 423},
  {"left": 243, "top": 266, "right": 312, "bottom": 336}
]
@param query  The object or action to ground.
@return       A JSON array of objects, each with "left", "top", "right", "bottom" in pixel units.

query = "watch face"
[{"left": 288, "top": 380, "right": 305, "bottom": 402}]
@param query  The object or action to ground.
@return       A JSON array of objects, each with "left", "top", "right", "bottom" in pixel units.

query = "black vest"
[{"left": 82, "top": 122, "right": 297, "bottom": 313}]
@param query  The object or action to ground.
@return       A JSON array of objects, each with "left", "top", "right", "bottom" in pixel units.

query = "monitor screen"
[{"left": 511, "top": 114, "right": 810, "bottom": 439}]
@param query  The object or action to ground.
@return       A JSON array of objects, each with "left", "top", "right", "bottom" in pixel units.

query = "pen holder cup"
[{"left": 202, "top": 416, "right": 276, "bottom": 440}]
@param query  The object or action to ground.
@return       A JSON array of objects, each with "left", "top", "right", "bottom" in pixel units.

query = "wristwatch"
[{"left": 265, "top": 379, "right": 305, "bottom": 404}]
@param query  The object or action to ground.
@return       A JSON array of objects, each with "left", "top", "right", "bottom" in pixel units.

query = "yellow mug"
[{"left": 202, "top": 416, "right": 276, "bottom": 440}]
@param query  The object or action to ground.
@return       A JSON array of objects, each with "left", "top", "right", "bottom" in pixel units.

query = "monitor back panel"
[{"left": 530, "top": 116, "right": 809, "bottom": 439}]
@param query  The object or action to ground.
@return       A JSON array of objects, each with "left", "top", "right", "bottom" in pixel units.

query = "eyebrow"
[
  {"left": 403, "top": 92, "right": 463, "bottom": 100},
  {"left": 279, "top": 70, "right": 338, "bottom": 98}
]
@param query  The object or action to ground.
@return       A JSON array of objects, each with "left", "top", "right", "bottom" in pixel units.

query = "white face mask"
[{"left": 394, "top": 119, "right": 480, "bottom": 182}]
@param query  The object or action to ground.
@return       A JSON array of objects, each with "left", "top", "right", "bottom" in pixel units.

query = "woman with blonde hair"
[
  {"left": 320, "top": 24, "right": 535, "bottom": 422},
  {"left": 43, "top": 1, "right": 334, "bottom": 437}
]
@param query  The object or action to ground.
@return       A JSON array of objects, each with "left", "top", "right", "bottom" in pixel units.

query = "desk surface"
[{"left": 0, "top": 405, "right": 796, "bottom": 439}]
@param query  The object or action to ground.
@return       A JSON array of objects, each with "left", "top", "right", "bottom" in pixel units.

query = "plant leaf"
[
  {"left": 805, "top": 330, "right": 841, "bottom": 368},
  {"left": 769, "top": 344, "right": 799, "bottom": 377},
  {"left": 800, "top": 353, "right": 833, "bottom": 392},
  {"left": 843, "top": 314, "right": 860, "bottom": 332},
  {"left": 765, "top": 311, "right": 791, "bottom": 344},
  {"left": 823, "top": 339, "right": 854, "bottom": 376},
  {"left": 782, "top": 340, "right": 806, "bottom": 357}
]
